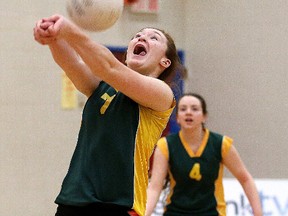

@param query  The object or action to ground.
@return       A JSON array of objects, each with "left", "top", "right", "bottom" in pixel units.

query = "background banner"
[{"left": 152, "top": 179, "right": 288, "bottom": 216}]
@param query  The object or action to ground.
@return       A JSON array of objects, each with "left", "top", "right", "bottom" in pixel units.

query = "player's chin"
[{"left": 126, "top": 58, "right": 144, "bottom": 68}]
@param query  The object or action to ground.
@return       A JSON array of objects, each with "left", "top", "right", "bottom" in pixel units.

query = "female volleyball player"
[
  {"left": 33, "top": 14, "right": 185, "bottom": 216},
  {"left": 145, "top": 93, "right": 262, "bottom": 216}
]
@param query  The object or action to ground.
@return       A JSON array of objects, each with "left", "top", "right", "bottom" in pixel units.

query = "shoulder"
[
  {"left": 208, "top": 130, "right": 233, "bottom": 158},
  {"left": 139, "top": 97, "right": 175, "bottom": 119},
  {"left": 156, "top": 137, "right": 169, "bottom": 160},
  {"left": 157, "top": 132, "right": 180, "bottom": 151},
  {"left": 208, "top": 130, "right": 224, "bottom": 140},
  {"left": 166, "top": 132, "right": 180, "bottom": 142}
]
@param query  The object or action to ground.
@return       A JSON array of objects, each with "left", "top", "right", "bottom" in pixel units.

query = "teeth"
[{"left": 139, "top": 51, "right": 146, "bottom": 56}]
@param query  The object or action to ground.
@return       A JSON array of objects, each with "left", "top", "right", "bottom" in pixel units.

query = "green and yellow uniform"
[
  {"left": 55, "top": 81, "right": 175, "bottom": 216},
  {"left": 157, "top": 129, "right": 233, "bottom": 216}
]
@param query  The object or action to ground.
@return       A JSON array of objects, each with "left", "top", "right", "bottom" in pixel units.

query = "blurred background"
[{"left": 1, "top": 0, "right": 287, "bottom": 215}]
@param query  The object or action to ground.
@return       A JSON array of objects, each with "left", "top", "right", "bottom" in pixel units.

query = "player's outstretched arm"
[
  {"left": 33, "top": 16, "right": 101, "bottom": 97},
  {"left": 145, "top": 146, "right": 169, "bottom": 216},
  {"left": 223, "top": 146, "right": 263, "bottom": 216}
]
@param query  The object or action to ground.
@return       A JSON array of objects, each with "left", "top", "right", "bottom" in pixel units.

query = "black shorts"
[{"left": 55, "top": 203, "right": 138, "bottom": 216}]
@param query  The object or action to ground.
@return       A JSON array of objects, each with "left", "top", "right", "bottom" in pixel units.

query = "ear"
[
  {"left": 176, "top": 115, "right": 180, "bottom": 124},
  {"left": 202, "top": 114, "right": 208, "bottom": 124},
  {"left": 160, "top": 58, "right": 171, "bottom": 68}
]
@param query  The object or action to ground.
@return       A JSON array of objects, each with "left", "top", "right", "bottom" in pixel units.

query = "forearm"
[
  {"left": 63, "top": 25, "right": 119, "bottom": 82},
  {"left": 145, "top": 186, "right": 162, "bottom": 216},
  {"left": 145, "top": 147, "right": 170, "bottom": 216},
  {"left": 49, "top": 39, "right": 99, "bottom": 96},
  {"left": 224, "top": 146, "right": 263, "bottom": 215},
  {"left": 241, "top": 178, "right": 263, "bottom": 216},
  {"left": 40, "top": 14, "right": 174, "bottom": 110},
  {"left": 49, "top": 39, "right": 81, "bottom": 71}
]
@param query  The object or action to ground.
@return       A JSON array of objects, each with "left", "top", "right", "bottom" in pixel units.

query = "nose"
[
  {"left": 138, "top": 35, "right": 147, "bottom": 42},
  {"left": 186, "top": 108, "right": 193, "bottom": 115}
]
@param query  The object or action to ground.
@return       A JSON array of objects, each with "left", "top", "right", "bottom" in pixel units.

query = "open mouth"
[{"left": 133, "top": 44, "right": 147, "bottom": 56}]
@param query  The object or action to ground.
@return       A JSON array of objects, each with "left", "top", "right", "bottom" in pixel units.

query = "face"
[
  {"left": 126, "top": 28, "right": 170, "bottom": 76},
  {"left": 177, "top": 96, "right": 206, "bottom": 130}
]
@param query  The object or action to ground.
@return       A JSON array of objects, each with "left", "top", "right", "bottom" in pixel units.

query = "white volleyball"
[{"left": 66, "top": 0, "right": 124, "bottom": 32}]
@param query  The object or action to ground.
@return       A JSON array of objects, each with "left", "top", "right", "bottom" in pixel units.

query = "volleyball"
[{"left": 66, "top": 0, "right": 124, "bottom": 32}]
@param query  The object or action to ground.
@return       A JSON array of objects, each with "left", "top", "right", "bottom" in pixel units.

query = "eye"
[
  {"left": 151, "top": 36, "right": 158, "bottom": 40},
  {"left": 192, "top": 106, "right": 203, "bottom": 112},
  {"left": 179, "top": 107, "right": 186, "bottom": 112},
  {"left": 134, "top": 33, "right": 141, "bottom": 38}
]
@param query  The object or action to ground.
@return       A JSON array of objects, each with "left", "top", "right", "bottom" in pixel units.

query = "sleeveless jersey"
[
  {"left": 55, "top": 81, "right": 175, "bottom": 216},
  {"left": 157, "top": 129, "right": 233, "bottom": 216}
]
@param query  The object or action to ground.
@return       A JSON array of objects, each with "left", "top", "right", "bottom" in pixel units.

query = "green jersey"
[
  {"left": 157, "top": 129, "right": 233, "bottom": 216},
  {"left": 55, "top": 81, "right": 174, "bottom": 216}
]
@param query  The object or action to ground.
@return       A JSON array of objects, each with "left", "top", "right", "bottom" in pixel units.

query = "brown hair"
[
  {"left": 176, "top": 93, "right": 208, "bottom": 129},
  {"left": 176, "top": 93, "right": 208, "bottom": 116},
  {"left": 123, "top": 28, "right": 187, "bottom": 88},
  {"left": 156, "top": 28, "right": 187, "bottom": 86}
]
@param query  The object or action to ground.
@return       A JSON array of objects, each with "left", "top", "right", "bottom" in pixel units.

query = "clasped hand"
[{"left": 33, "top": 14, "right": 69, "bottom": 45}]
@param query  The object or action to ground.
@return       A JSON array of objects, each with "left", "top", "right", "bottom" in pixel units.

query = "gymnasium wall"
[
  {"left": 0, "top": 1, "right": 287, "bottom": 216},
  {"left": 183, "top": 0, "right": 288, "bottom": 179},
  {"left": 0, "top": 1, "right": 186, "bottom": 216}
]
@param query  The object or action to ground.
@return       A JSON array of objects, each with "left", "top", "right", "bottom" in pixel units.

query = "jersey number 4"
[{"left": 189, "top": 163, "right": 202, "bottom": 181}]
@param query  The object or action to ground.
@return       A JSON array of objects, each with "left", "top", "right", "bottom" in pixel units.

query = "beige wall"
[
  {"left": 183, "top": 0, "right": 288, "bottom": 179},
  {"left": 0, "top": 1, "right": 185, "bottom": 216},
  {"left": 1, "top": 0, "right": 287, "bottom": 216}
]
